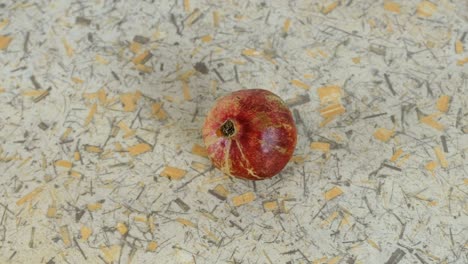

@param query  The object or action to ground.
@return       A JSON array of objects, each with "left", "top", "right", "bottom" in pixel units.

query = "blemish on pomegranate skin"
[{"left": 260, "top": 127, "right": 280, "bottom": 153}]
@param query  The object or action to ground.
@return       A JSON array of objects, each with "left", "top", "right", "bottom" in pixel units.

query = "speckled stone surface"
[{"left": 0, "top": 0, "right": 467, "bottom": 263}]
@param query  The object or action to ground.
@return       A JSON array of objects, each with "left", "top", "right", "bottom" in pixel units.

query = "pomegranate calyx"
[{"left": 219, "top": 119, "right": 236, "bottom": 138}]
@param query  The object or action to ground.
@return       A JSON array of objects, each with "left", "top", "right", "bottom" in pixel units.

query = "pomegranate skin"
[{"left": 202, "top": 89, "right": 297, "bottom": 180}]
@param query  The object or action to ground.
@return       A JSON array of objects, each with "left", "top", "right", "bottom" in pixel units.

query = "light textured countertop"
[{"left": 1, "top": 0, "right": 467, "bottom": 263}]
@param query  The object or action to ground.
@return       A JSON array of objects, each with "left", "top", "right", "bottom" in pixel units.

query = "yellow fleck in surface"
[
  {"left": 367, "top": 239, "right": 381, "bottom": 251},
  {"left": 152, "top": 103, "right": 167, "bottom": 120},
  {"left": 457, "top": 57, "right": 468, "bottom": 66},
  {"left": 160, "top": 166, "right": 187, "bottom": 180},
  {"left": 60, "top": 127, "right": 73, "bottom": 141},
  {"left": 310, "top": 142, "right": 331, "bottom": 152},
  {"left": 395, "top": 154, "right": 410, "bottom": 167},
  {"left": 283, "top": 18, "right": 291, "bottom": 33},
  {"left": 204, "top": 228, "right": 220, "bottom": 243},
  {"left": 80, "top": 226, "right": 92, "bottom": 241},
  {"left": 192, "top": 143, "right": 208, "bottom": 157},
  {"left": 322, "top": 1, "right": 339, "bottom": 15},
  {"left": 22, "top": 90, "right": 47, "bottom": 97},
  {"left": 148, "top": 216, "right": 156, "bottom": 234},
  {"left": 120, "top": 91, "right": 142, "bottom": 112},
  {"left": 116, "top": 222, "right": 128, "bottom": 235},
  {"left": 213, "top": 11, "right": 220, "bottom": 27},
  {"left": 263, "top": 200, "right": 278, "bottom": 211},
  {"left": 0, "top": 19, "right": 9, "bottom": 30},
  {"left": 455, "top": 40, "right": 463, "bottom": 54},
  {"left": 352, "top": 57, "right": 361, "bottom": 64},
  {"left": 417, "top": 1, "right": 437, "bottom": 17},
  {"left": 84, "top": 103, "right": 97, "bottom": 126},
  {"left": 425, "top": 160, "right": 438, "bottom": 175},
  {"left": 71, "top": 77, "right": 84, "bottom": 84},
  {"left": 178, "top": 69, "right": 196, "bottom": 81},
  {"left": 95, "top": 54, "right": 109, "bottom": 65},
  {"left": 85, "top": 145, "right": 103, "bottom": 153},
  {"left": 87, "top": 203, "right": 102, "bottom": 211},
  {"left": 211, "top": 184, "right": 229, "bottom": 199},
  {"left": 327, "top": 256, "right": 342, "bottom": 264},
  {"left": 232, "top": 192, "right": 256, "bottom": 207},
  {"left": 390, "top": 148, "right": 404, "bottom": 162},
  {"left": 291, "top": 155, "right": 306, "bottom": 164},
  {"left": 321, "top": 211, "right": 339, "bottom": 227},
  {"left": 0, "top": 35, "right": 13, "bottom": 50},
  {"left": 176, "top": 218, "right": 197, "bottom": 228},
  {"left": 132, "top": 50, "right": 152, "bottom": 65},
  {"left": 70, "top": 170, "right": 81, "bottom": 178},
  {"left": 55, "top": 160, "right": 73, "bottom": 168},
  {"left": 129, "top": 41, "right": 141, "bottom": 54},
  {"left": 187, "top": 9, "right": 201, "bottom": 26},
  {"left": 291, "top": 79, "right": 310, "bottom": 90},
  {"left": 184, "top": 0, "right": 190, "bottom": 13},
  {"left": 384, "top": 2, "right": 401, "bottom": 13},
  {"left": 100, "top": 245, "right": 121, "bottom": 263},
  {"left": 147, "top": 241, "right": 158, "bottom": 251},
  {"left": 60, "top": 225, "right": 72, "bottom": 247},
  {"left": 436, "top": 95, "right": 450, "bottom": 113},
  {"left": 46, "top": 206, "right": 56, "bottom": 218},
  {"left": 434, "top": 146, "right": 448, "bottom": 168},
  {"left": 318, "top": 85, "right": 342, "bottom": 105},
  {"left": 373, "top": 128, "right": 395, "bottom": 142},
  {"left": 201, "top": 35, "right": 213, "bottom": 43},
  {"left": 16, "top": 187, "right": 44, "bottom": 206},
  {"left": 420, "top": 113, "right": 444, "bottom": 131},
  {"left": 320, "top": 104, "right": 346, "bottom": 118},
  {"left": 118, "top": 121, "right": 136, "bottom": 138},
  {"left": 324, "top": 186, "right": 343, "bottom": 201},
  {"left": 182, "top": 81, "right": 192, "bottom": 101},
  {"left": 128, "top": 143, "right": 152, "bottom": 156},
  {"left": 242, "top": 49, "right": 262, "bottom": 56},
  {"left": 62, "top": 38, "right": 74, "bottom": 57}
]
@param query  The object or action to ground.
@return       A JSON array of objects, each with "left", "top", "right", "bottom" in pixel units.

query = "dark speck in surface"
[{"left": 194, "top": 62, "right": 209, "bottom": 74}]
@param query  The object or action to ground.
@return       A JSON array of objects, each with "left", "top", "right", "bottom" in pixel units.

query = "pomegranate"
[{"left": 202, "top": 89, "right": 297, "bottom": 180}]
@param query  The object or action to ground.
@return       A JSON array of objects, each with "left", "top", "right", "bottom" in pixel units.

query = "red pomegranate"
[{"left": 202, "top": 89, "right": 297, "bottom": 180}]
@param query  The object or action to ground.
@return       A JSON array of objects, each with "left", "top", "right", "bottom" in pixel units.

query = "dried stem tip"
[{"left": 220, "top": 120, "right": 235, "bottom": 137}]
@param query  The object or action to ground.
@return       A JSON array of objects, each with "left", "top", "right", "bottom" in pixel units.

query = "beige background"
[{"left": 0, "top": 0, "right": 467, "bottom": 263}]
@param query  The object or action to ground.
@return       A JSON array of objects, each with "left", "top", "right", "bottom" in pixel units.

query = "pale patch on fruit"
[
  {"left": 234, "top": 140, "right": 248, "bottom": 162},
  {"left": 234, "top": 140, "right": 262, "bottom": 179},
  {"left": 260, "top": 127, "right": 280, "bottom": 153},
  {"left": 221, "top": 140, "right": 232, "bottom": 175},
  {"left": 266, "top": 94, "right": 285, "bottom": 106},
  {"left": 245, "top": 167, "right": 261, "bottom": 179},
  {"left": 252, "top": 112, "right": 273, "bottom": 130},
  {"left": 281, "top": 123, "right": 294, "bottom": 131},
  {"left": 274, "top": 145, "right": 288, "bottom": 154},
  {"left": 203, "top": 134, "right": 218, "bottom": 148}
]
